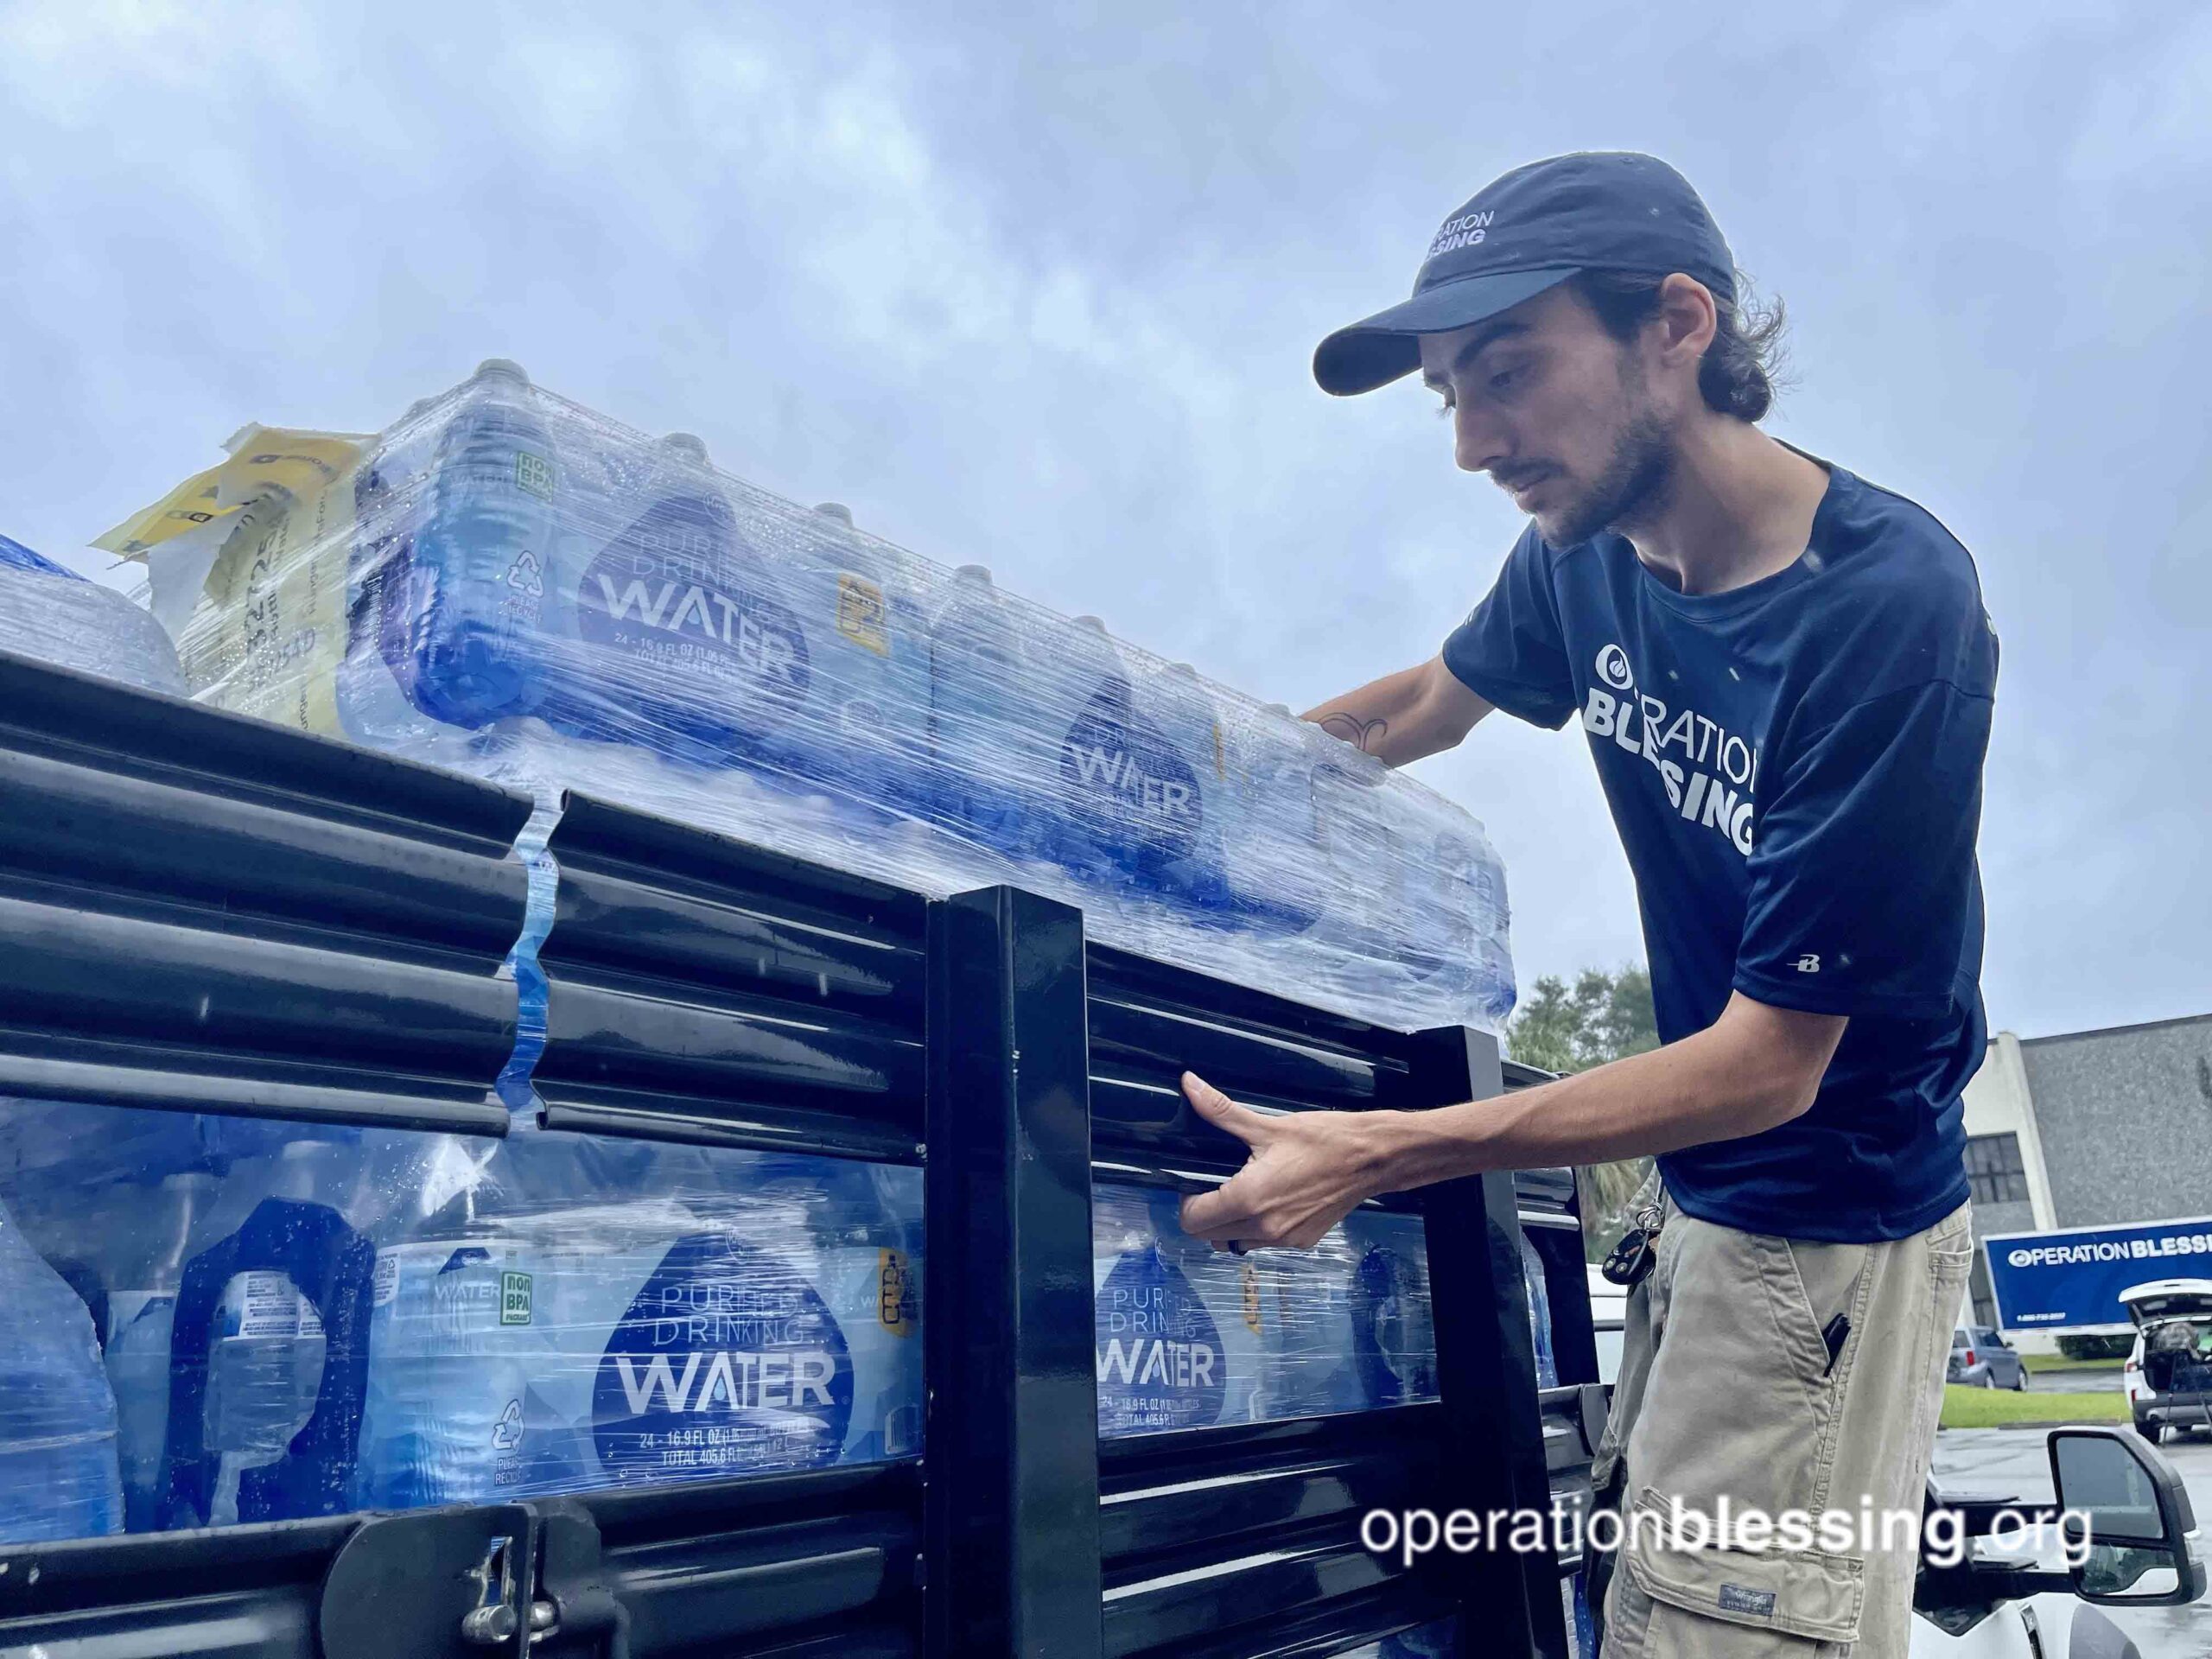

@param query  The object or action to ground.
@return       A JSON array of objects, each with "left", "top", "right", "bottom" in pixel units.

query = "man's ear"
[{"left": 1653, "top": 272, "right": 1719, "bottom": 368}]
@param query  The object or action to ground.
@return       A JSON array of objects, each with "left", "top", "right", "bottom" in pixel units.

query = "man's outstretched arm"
[
  {"left": 1177, "top": 993, "right": 1847, "bottom": 1249},
  {"left": 1301, "top": 654, "right": 1494, "bottom": 766}
]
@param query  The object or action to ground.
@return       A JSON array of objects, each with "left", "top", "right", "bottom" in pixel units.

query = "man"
[{"left": 1178, "top": 152, "right": 1994, "bottom": 1657}]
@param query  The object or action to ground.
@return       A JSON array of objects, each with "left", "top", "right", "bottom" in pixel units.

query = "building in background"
[{"left": 1961, "top": 1013, "right": 2212, "bottom": 1344}]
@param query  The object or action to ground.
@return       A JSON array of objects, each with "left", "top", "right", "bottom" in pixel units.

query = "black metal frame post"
[
  {"left": 1396, "top": 1026, "right": 1571, "bottom": 1659},
  {"left": 925, "top": 886, "right": 1103, "bottom": 1659}
]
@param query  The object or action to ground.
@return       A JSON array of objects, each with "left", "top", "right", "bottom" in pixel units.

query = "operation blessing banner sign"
[{"left": 1985, "top": 1217, "right": 2212, "bottom": 1332}]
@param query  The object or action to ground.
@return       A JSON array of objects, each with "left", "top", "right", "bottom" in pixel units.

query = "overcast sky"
[{"left": 3, "top": 1, "right": 2205, "bottom": 1042}]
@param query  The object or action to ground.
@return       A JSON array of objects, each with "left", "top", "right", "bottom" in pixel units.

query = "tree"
[
  {"left": 1505, "top": 965, "right": 1660, "bottom": 1075},
  {"left": 1506, "top": 964, "right": 1662, "bottom": 1262}
]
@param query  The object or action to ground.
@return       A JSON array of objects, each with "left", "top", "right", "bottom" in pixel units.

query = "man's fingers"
[
  {"left": 1179, "top": 1175, "right": 1258, "bottom": 1243},
  {"left": 1180, "top": 1071, "right": 1272, "bottom": 1147}
]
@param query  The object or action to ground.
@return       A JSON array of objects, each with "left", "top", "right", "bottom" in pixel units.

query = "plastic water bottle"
[
  {"left": 104, "top": 1168, "right": 220, "bottom": 1532},
  {"left": 779, "top": 503, "right": 931, "bottom": 819},
  {"left": 0, "top": 531, "right": 184, "bottom": 695},
  {"left": 740, "top": 1154, "right": 924, "bottom": 1466},
  {"left": 354, "top": 1131, "right": 683, "bottom": 1508},
  {"left": 1093, "top": 1185, "right": 1261, "bottom": 1436},
  {"left": 1052, "top": 614, "right": 1136, "bottom": 885},
  {"left": 1385, "top": 785, "right": 1515, "bottom": 1027},
  {"left": 563, "top": 433, "right": 812, "bottom": 768},
  {"left": 1146, "top": 662, "right": 1234, "bottom": 914},
  {"left": 840, "top": 1160, "right": 925, "bottom": 1464},
  {"left": 1520, "top": 1229, "right": 1558, "bottom": 1389},
  {"left": 1222, "top": 703, "right": 1328, "bottom": 935},
  {"left": 1054, "top": 619, "right": 1214, "bottom": 910},
  {"left": 1248, "top": 1231, "right": 1364, "bottom": 1421},
  {"left": 357, "top": 1135, "right": 923, "bottom": 1508},
  {"left": 389, "top": 359, "right": 559, "bottom": 728},
  {"left": 927, "top": 563, "right": 1043, "bottom": 861},
  {"left": 0, "top": 1195, "right": 124, "bottom": 1543},
  {"left": 1308, "top": 739, "right": 1395, "bottom": 955},
  {"left": 162, "top": 1130, "right": 377, "bottom": 1528},
  {"left": 1341, "top": 1209, "right": 1439, "bottom": 1408},
  {"left": 342, "top": 396, "right": 460, "bottom": 751},
  {"left": 353, "top": 1132, "right": 518, "bottom": 1509},
  {"left": 1432, "top": 823, "right": 1516, "bottom": 1026},
  {"left": 0, "top": 1103, "right": 224, "bottom": 1532}
]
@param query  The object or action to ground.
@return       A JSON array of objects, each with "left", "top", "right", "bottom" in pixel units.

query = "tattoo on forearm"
[{"left": 1317, "top": 713, "right": 1389, "bottom": 753}]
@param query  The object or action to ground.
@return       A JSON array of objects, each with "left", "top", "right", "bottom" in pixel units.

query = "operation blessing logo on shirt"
[{"left": 1580, "top": 642, "right": 1760, "bottom": 856}]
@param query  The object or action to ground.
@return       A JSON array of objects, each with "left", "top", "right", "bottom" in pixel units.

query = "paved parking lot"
[{"left": 1932, "top": 1425, "right": 2212, "bottom": 1658}]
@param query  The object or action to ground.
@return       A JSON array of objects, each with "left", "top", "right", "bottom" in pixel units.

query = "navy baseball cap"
[{"left": 1313, "top": 151, "right": 1738, "bottom": 396}]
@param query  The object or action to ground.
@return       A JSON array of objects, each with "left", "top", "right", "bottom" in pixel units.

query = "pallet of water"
[{"left": 96, "top": 360, "right": 1514, "bottom": 1035}]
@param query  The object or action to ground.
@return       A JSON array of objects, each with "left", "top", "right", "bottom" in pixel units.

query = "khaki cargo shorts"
[{"left": 1589, "top": 1197, "right": 1974, "bottom": 1658}]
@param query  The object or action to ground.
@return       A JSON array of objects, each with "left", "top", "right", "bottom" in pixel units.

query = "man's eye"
[
  {"left": 1489, "top": 365, "right": 1522, "bottom": 393},
  {"left": 1434, "top": 391, "right": 1456, "bottom": 418}
]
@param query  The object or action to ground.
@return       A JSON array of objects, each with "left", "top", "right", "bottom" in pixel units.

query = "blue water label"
[
  {"left": 1060, "top": 687, "right": 1203, "bottom": 861},
  {"left": 591, "top": 1232, "right": 850, "bottom": 1482},
  {"left": 577, "top": 501, "right": 810, "bottom": 722},
  {"left": 1095, "top": 1245, "right": 1225, "bottom": 1435}
]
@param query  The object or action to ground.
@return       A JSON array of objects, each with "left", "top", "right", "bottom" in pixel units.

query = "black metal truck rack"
[{"left": 0, "top": 651, "right": 1603, "bottom": 1659}]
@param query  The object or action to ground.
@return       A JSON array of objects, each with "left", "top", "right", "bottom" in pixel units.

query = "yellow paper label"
[
  {"left": 191, "top": 467, "right": 356, "bottom": 734},
  {"left": 97, "top": 427, "right": 371, "bottom": 560},
  {"left": 214, "top": 427, "right": 372, "bottom": 505},
  {"left": 93, "top": 464, "right": 232, "bottom": 557},
  {"left": 835, "top": 572, "right": 891, "bottom": 657},
  {"left": 876, "top": 1248, "right": 918, "bottom": 1338}
]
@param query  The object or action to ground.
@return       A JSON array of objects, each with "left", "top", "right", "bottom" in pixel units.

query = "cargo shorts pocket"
[{"left": 1616, "top": 1488, "right": 1864, "bottom": 1656}]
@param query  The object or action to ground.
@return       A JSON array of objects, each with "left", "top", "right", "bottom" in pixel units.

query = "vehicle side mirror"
[{"left": 2049, "top": 1427, "right": 2209, "bottom": 1606}]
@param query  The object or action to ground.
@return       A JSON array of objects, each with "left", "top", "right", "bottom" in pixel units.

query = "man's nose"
[{"left": 1452, "top": 401, "right": 1510, "bottom": 476}]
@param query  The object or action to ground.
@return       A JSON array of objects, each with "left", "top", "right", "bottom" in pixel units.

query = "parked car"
[
  {"left": 2120, "top": 1277, "right": 2212, "bottom": 1445},
  {"left": 1949, "top": 1323, "right": 2028, "bottom": 1390}
]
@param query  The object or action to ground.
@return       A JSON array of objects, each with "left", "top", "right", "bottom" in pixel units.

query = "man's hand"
[
  {"left": 1173, "top": 995, "right": 1847, "bottom": 1241},
  {"left": 1175, "top": 1071, "right": 1389, "bottom": 1249}
]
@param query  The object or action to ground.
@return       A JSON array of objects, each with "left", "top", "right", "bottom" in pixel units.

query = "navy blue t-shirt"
[{"left": 1443, "top": 462, "right": 1996, "bottom": 1242}]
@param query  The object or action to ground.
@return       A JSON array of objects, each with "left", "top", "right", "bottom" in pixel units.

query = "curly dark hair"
[{"left": 1572, "top": 269, "right": 1789, "bottom": 423}]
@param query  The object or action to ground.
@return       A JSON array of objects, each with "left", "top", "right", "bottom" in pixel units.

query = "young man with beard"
[{"left": 1177, "top": 153, "right": 1995, "bottom": 1657}]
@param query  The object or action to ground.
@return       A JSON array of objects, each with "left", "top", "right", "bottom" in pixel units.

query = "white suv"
[{"left": 2120, "top": 1276, "right": 2212, "bottom": 1445}]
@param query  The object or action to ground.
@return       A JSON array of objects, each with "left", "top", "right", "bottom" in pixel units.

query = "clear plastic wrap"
[
  {"left": 1091, "top": 1183, "right": 1440, "bottom": 1438},
  {"left": 1, "top": 1102, "right": 1458, "bottom": 1538},
  {"left": 0, "top": 1192, "right": 124, "bottom": 1543},
  {"left": 0, "top": 1101, "right": 924, "bottom": 1535},
  {"left": 137, "top": 360, "right": 1513, "bottom": 1034},
  {"left": 0, "top": 531, "right": 182, "bottom": 696}
]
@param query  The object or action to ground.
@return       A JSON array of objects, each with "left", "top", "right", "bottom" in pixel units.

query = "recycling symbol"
[
  {"left": 491, "top": 1397, "right": 524, "bottom": 1452},
  {"left": 506, "top": 550, "right": 544, "bottom": 598}
]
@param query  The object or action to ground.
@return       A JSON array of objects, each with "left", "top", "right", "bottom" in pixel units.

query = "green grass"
[
  {"left": 2023, "top": 1353, "right": 2125, "bottom": 1375},
  {"left": 1940, "top": 1383, "right": 2131, "bottom": 1430}
]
